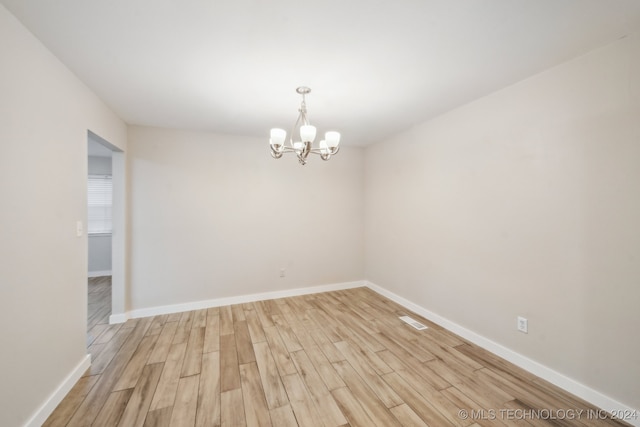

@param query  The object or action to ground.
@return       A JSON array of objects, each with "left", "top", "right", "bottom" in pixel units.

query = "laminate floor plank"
[
  {"left": 263, "top": 325, "right": 297, "bottom": 377},
  {"left": 232, "top": 304, "right": 246, "bottom": 322},
  {"left": 87, "top": 323, "right": 110, "bottom": 347},
  {"left": 389, "top": 403, "right": 430, "bottom": 427},
  {"left": 87, "top": 342, "right": 108, "bottom": 363},
  {"left": 290, "top": 349, "right": 347, "bottom": 426},
  {"left": 173, "top": 311, "right": 194, "bottom": 345},
  {"left": 203, "top": 308, "right": 221, "bottom": 353},
  {"left": 337, "top": 334, "right": 393, "bottom": 376},
  {"left": 330, "top": 387, "right": 377, "bottom": 427},
  {"left": 147, "top": 321, "right": 179, "bottom": 364},
  {"left": 220, "top": 333, "right": 241, "bottom": 392},
  {"left": 220, "top": 306, "right": 234, "bottom": 336},
  {"left": 309, "top": 328, "right": 346, "bottom": 363},
  {"left": 333, "top": 341, "right": 402, "bottom": 409},
  {"left": 94, "top": 322, "right": 124, "bottom": 345},
  {"left": 169, "top": 374, "right": 200, "bottom": 427},
  {"left": 245, "top": 308, "right": 267, "bottom": 343},
  {"left": 455, "top": 343, "right": 538, "bottom": 382},
  {"left": 181, "top": 327, "right": 205, "bottom": 377},
  {"left": 264, "top": 299, "right": 283, "bottom": 318},
  {"left": 221, "top": 388, "right": 246, "bottom": 427},
  {"left": 235, "top": 320, "right": 257, "bottom": 364},
  {"left": 87, "top": 276, "right": 111, "bottom": 335},
  {"left": 118, "top": 363, "right": 164, "bottom": 427},
  {"left": 382, "top": 371, "right": 455, "bottom": 427},
  {"left": 167, "top": 312, "right": 182, "bottom": 322},
  {"left": 305, "top": 307, "right": 342, "bottom": 343},
  {"left": 196, "top": 351, "right": 221, "bottom": 427},
  {"left": 113, "top": 333, "right": 160, "bottom": 391},
  {"left": 240, "top": 362, "right": 272, "bottom": 427},
  {"left": 92, "top": 388, "right": 133, "bottom": 427},
  {"left": 437, "top": 365, "right": 513, "bottom": 414},
  {"left": 441, "top": 386, "right": 511, "bottom": 427},
  {"left": 381, "top": 357, "right": 467, "bottom": 427},
  {"left": 42, "top": 375, "right": 99, "bottom": 427},
  {"left": 279, "top": 305, "right": 317, "bottom": 351},
  {"left": 303, "top": 344, "right": 346, "bottom": 391},
  {"left": 149, "top": 342, "right": 188, "bottom": 411},
  {"left": 253, "top": 341, "right": 290, "bottom": 410},
  {"left": 85, "top": 326, "right": 133, "bottom": 377},
  {"left": 47, "top": 288, "right": 630, "bottom": 427},
  {"left": 193, "top": 309, "right": 208, "bottom": 329},
  {"left": 332, "top": 360, "right": 402, "bottom": 426},
  {"left": 144, "top": 407, "right": 173, "bottom": 427},
  {"left": 122, "top": 318, "right": 141, "bottom": 329},
  {"left": 281, "top": 373, "right": 325, "bottom": 427},
  {"left": 502, "top": 399, "right": 557, "bottom": 427},
  {"left": 272, "top": 314, "right": 303, "bottom": 353},
  {"left": 269, "top": 404, "right": 299, "bottom": 427},
  {"left": 253, "top": 300, "right": 275, "bottom": 329},
  {"left": 371, "top": 324, "right": 435, "bottom": 363},
  {"left": 377, "top": 348, "right": 450, "bottom": 392},
  {"left": 146, "top": 315, "right": 168, "bottom": 337}
]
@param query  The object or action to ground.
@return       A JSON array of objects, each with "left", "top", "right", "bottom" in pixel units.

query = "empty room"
[{"left": 1, "top": 0, "right": 639, "bottom": 426}]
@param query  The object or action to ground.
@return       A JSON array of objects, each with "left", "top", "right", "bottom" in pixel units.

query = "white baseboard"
[
  {"left": 88, "top": 270, "right": 112, "bottom": 278},
  {"left": 24, "top": 354, "right": 91, "bottom": 427},
  {"left": 109, "top": 280, "right": 365, "bottom": 323},
  {"left": 109, "top": 312, "right": 129, "bottom": 324},
  {"left": 365, "top": 281, "right": 640, "bottom": 427}
]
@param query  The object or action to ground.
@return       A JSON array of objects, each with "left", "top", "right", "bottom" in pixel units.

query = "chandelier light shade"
[{"left": 269, "top": 86, "right": 341, "bottom": 165}]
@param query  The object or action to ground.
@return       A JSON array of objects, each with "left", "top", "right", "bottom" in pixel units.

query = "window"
[{"left": 87, "top": 175, "right": 112, "bottom": 234}]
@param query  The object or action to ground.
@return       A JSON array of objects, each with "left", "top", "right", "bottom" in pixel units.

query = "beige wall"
[
  {"left": 127, "top": 126, "right": 364, "bottom": 311},
  {"left": 0, "top": 4, "right": 127, "bottom": 426},
  {"left": 365, "top": 33, "right": 640, "bottom": 409}
]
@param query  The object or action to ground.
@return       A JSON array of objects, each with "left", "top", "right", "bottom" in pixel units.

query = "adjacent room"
[{"left": 1, "top": 1, "right": 639, "bottom": 426}]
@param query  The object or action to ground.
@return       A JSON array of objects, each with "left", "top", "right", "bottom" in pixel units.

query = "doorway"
[{"left": 86, "top": 131, "right": 125, "bottom": 346}]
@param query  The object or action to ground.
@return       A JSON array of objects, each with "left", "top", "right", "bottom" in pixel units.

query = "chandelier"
[{"left": 269, "top": 86, "right": 341, "bottom": 165}]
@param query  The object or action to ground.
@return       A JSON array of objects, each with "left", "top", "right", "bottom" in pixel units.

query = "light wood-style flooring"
[
  {"left": 87, "top": 276, "right": 112, "bottom": 347},
  {"left": 46, "top": 287, "right": 631, "bottom": 426}
]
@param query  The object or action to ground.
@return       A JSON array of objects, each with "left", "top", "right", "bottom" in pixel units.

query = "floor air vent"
[{"left": 399, "top": 316, "right": 428, "bottom": 330}]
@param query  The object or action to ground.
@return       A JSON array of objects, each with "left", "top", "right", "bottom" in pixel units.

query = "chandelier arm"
[
  {"left": 307, "top": 149, "right": 326, "bottom": 155},
  {"left": 309, "top": 147, "right": 340, "bottom": 155}
]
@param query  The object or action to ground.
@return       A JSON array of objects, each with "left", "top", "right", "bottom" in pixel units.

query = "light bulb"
[
  {"left": 325, "top": 131, "right": 340, "bottom": 148},
  {"left": 270, "top": 128, "right": 286, "bottom": 145},
  {"left": 300, "top": 125, "right": 316, "bottom": 143}
]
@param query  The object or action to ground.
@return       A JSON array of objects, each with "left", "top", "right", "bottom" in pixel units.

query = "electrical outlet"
[
  {"left": 517, "top": 316, "right": 528, "bottom": 334},
  {"left": 279, "top": 268, "right": 285, "bottom": 278}
]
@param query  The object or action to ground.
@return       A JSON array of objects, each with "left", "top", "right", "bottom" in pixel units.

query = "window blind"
[{"left": 88, "top": 175, "right": 112, "bottom": 234}]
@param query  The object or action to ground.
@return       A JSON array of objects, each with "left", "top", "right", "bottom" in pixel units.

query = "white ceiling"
[{"left": 3, "top": 0, "right": 640, "bottom": 146}]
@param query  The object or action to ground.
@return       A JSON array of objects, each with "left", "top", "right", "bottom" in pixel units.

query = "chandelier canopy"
[{"left": 269, "top": 87, "right": 341, "bottom": 165}]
